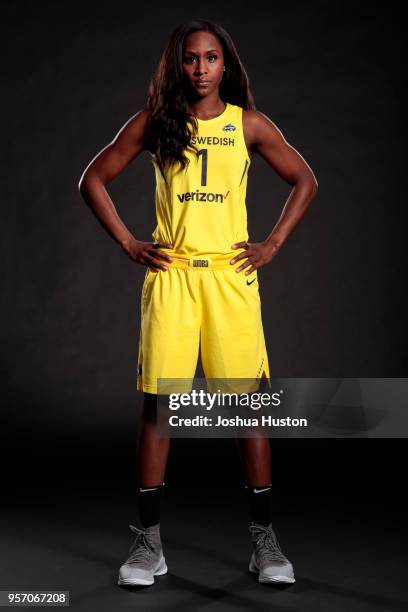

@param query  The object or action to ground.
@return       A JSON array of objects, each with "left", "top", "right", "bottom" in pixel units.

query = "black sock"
[
  {"left": 245, "top": 484, "right": 272, "bottom": 526},
  {"left": 137, "top": 482, "right": 165, "bottom": 528}
]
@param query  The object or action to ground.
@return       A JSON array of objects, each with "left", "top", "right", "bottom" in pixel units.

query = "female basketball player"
[{"left": 79, "top": 19, "right": 318, "bottom": 587}]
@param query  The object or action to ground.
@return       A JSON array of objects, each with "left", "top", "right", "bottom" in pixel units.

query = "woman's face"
[{"left": 182, "top": 31, "right": 225, "bottom": 98}]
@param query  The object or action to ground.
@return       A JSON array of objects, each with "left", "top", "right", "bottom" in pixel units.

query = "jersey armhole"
[{"left": 240, "top": 107, "right": 252, "bottom": 164}]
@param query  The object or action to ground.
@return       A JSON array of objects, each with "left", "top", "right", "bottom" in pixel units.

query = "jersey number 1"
[{"left": 197, "top": 149, "right": 208, "bottom": 186}]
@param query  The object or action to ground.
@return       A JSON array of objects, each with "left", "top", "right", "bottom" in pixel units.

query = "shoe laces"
[
  {"left": 127, "top": 524, "right": 156, "bottom": 564},
  {"left": 249, "top": 523, "right": 286, "bottom": 564}
]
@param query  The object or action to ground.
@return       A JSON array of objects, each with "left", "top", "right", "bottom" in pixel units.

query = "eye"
[
  {"left": 208, "top": 55, "right": 217, "bottom": 62},
  {"left": 183, "top": 56, "right": 196, "bottom": 64}
]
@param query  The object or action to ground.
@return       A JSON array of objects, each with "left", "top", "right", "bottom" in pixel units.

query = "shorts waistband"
[{"left": 166, "top": 251, "right": 246, "bottom": 270}]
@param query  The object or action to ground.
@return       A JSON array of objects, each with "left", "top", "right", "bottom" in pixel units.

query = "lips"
[{"left": 194, "top": 80, "right": 210, "bottom": 86}]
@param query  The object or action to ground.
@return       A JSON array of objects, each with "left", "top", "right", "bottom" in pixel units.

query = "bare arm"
[
  {"left": 230, "top": 110, "right": 318, "bottom": 274},
  {"left": 78, "top": 110, "right": 173, "bottom": 272}
]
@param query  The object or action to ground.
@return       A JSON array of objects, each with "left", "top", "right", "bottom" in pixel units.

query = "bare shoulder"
[{"left": 242, "top": 109, "right": 286, "bottom": 151}]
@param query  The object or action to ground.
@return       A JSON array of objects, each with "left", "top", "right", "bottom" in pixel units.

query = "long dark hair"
[{"left": 146, "top": 19, "right": 256, "bottom": 173}]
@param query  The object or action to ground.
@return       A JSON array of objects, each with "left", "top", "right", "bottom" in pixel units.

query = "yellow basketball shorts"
[{"left": 136, "top": 252, "right": 271, "bottom": 395}]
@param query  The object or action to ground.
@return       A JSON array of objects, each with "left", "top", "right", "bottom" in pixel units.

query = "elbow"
[
  {"left": 78, "top": 171, "right": 88, "bottom": 196},
  {"left": 305, "top": 181, "right": 318, "bottom": 211},
  {"left": 303, "top": 172, "right": 318, "bottom": 202},
  {"left": 311, "top": 176, "right": 318, "bottom": 198},
  {"left": 305, "top": 169, "right": 318, "bottom": 196},
  {"left": 78, "top": 180, "right": 85, "bottom": 196},
  {"left": 78, "top": 172, "right": 95, "bottom": 209},
  {"left": 296, "top": 173, "right": 318, "bottom": 203},
  {"left": 78, "top": 169, "right": 100, "bottom": 202}
]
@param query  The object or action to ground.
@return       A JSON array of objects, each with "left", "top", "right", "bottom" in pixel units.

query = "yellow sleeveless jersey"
[{"left": 151, "top": 101, "right": 250, "bottom": 258}]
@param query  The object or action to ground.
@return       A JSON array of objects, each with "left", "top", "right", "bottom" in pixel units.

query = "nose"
[{"left": 194, "top": 58, "right": 207, "bottom": 75}]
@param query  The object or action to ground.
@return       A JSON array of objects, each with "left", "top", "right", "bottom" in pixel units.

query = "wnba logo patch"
[{"left": 222, "top": 123, "right": 236, "bottom": 132}]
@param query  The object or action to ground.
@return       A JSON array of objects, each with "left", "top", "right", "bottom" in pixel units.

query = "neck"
[{"left": 188, "top": 93, "right": 226, "bottom": 120}]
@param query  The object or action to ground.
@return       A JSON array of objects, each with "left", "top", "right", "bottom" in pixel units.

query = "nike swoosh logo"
[
  {"left": 247, "top": 278, "right": 256, "bottom": 285},
  {"left": 253, "top": 487, "right": 271, "bottom": 494}
]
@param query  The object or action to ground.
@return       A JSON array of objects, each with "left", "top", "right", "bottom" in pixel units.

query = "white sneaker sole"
[
  {"left": 117, "top": 557, "right": 168, "bottom": 586},
  {"left": 249, "top": 555, "right": 295, "bottom": 584}
]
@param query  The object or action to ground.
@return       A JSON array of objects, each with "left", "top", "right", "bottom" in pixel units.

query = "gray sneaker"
[
  {"left": 249, "top": 522, "right": 295, "bottom": 584},
  {"left": 118, "top": 523, "right": 168, "bottom": 586}
]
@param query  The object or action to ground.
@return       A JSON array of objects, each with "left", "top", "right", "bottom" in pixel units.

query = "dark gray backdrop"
[{"left": 2, "top": 1, "right": 407, "bottom": 489}]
